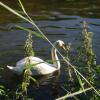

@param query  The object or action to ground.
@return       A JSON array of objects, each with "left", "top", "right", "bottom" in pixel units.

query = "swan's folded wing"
[{"left": 32, "top": 62, "right": 56, "bottom": 75}]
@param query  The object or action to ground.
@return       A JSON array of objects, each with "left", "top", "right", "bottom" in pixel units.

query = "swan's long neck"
[{"left": 51, "top": 43, "right": 60, "bottom": 69}]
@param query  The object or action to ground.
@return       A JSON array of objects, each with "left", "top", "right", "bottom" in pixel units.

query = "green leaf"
[
  {"left": 0, "top": 89, "right": 5, "bottom": 95},
  {"left": 96, "top": 65, "right": 100, "bottom": 73},
  {"left": 22, "top": 82, "right": 27, "bottom": 92},
  {"left": 30, "top": 76, "right": 39, "bottom": 86},
  {"left": 16, "top": 25, "right": 46, "bottom": 40},
  {"left": 0, "top": 85, "right": 5, "bottom": 89},
  {"left": 26, "top": 62, "right": 44, "bottom": 69},
  {"left": 75, "top": 70, "right": 85, "bottom": 94}
]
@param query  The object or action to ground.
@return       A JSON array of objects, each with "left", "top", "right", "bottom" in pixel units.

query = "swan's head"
[{"left": 56, "top": 40, "right": 66, "bottom": 50}]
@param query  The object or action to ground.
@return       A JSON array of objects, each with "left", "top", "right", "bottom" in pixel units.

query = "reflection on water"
[
  {"left": 1, "top": 67, "right": 61, "bottom": 88},
  {"left": 1, "top": 68, "right": 62, "bottom": 99},
  {"left": 0, "top": 0, "right": 100, "bottom": 99}
]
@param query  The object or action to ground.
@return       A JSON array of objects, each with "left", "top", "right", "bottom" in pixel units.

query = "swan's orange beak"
[{"left": 61, "top": 44, "right": 66, "bottom": 50}]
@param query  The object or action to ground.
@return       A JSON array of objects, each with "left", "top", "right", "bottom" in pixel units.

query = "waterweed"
[
  {"left": 24, "top": 32, "right": 35, "bottom": 57},
  {"left": 76, "top": 21, "right": 96, "bottom": 84},
  {"left": 21, "top": 32, "right": 38, "bottom": 99},
  {"left": 61, "top": 21, "right": 100, "bottom": 100},
  {"left": 74, "top": 21, "right": 99, "bottom": 99}
]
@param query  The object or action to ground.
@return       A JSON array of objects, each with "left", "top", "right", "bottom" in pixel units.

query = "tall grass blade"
[
  {"left": 61, "top": 86, "right": 79, "bottom": 100},
  {"left": 18, "top": 0, "right": 26, "bottom": 15},
  {"left": 18, "top": 0, "right": 34, "bottom": 23},
  {"left": 56, "top": 87, "right": 93, "bottom": 100},
  {"left": 0, "top": 2, "right": 35, "bottom": 26}
]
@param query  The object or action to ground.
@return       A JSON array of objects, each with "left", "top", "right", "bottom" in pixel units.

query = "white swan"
[{"left": 7, "top": 40, "right": 65, "bottom": 75}]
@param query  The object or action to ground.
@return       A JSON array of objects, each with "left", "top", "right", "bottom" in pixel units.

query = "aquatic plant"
[
  {"left": 21, "top": 31, "right": 38, "bottom": 99},
  {"left": 69, "top": 21, "right": 99, "bottom": 99},
  {"left": 77, "top": 21, "right": 96, "bottom": 68},
  {"left": 81, "top": 21, "right": 96, "bottom": 86},
  {"left": 59, "top": 21, "right": 100, "bottom": 100},
  {"left": 24, "top": 32, "right": 35, "bottom": 57},
  {"left": 76, "top": 21, "right": 96, "bottom": 86}
]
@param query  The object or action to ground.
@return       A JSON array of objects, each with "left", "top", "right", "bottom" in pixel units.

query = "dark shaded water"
[{"left": 0, "top": 0, "right": 100, "bottom": 99}]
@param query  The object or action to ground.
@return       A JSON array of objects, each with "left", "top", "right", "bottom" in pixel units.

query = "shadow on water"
[
  {"left": 1, "top": 67, "right": 67, "bottom": 99},
  {"left": 0, "top": 0, "right": 100, "bottom": 99},
  {"left": 1, "top": 67, "right": 61, "bottom": 88}
]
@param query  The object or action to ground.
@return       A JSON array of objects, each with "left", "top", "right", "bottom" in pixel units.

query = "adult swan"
[{"left": 7, "top": 40, "right": 66, "bottom": 75}]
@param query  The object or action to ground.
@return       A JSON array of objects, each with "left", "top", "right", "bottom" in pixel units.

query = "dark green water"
[{"left": 0, "top": 0, "right": 100, "bottom": 99}]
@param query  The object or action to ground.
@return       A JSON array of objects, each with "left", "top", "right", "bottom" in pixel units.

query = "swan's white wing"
[
  {"left": 15, "top": 56, "right": 56, "bottom": 75},
  {"left": 31, "top": 62, "right": 56, "bottom": 75}
]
